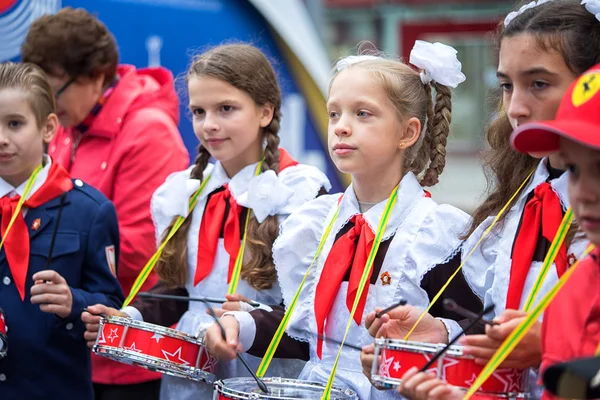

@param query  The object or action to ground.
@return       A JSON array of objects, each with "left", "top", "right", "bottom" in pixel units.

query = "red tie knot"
[
  {"left": 533, "top": 182, "right": 553, "bottom": 199},
  {"left": 348, "top": 214, "right": 367, "bottom": 239}
]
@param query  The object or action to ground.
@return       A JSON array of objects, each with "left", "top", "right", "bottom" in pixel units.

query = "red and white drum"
[
  {"left": 93, "top": 315, "right": 216, "bottom": 383},
  {"left": 0, "top": 308, "right": 6, "bottom": 359},
  {"left": 371, "top": 338, "right": 528, "bottom": 398},
  {"left": 213, "top": 377, "right": 358, "bottom": 399}
]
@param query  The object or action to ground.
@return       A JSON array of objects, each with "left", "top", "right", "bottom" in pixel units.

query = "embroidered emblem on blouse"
[
  {"left": 31, "top": 218, "right": 41, "bottom": 231},
  {"left": 567, "top": 253, "right": 578, "bottom": 267},
  {"left": 380, "top": 271, "right": 392, "bottom": 286}
]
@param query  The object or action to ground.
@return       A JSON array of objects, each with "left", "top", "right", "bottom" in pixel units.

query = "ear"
[
  {"left": 259, "top": 103, "right": 275, "bottom": 128},
  {"left": 90, "top": 73, "right": 107, "bottom": 97},
  {"left": 398, "top": 117, "right": 421, "bottom": 150},
  {"left": 42, "top": 113, "right": 59, "bottom": 145}
]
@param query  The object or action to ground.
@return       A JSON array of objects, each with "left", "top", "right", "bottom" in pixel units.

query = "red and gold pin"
[
  {"left": 567, "top": 253, "right": 578, "bottom": 267},
  {"left": 31, "top": 218, "right": 41, "bottom": 231},
  {"left": 380, "top": 271, "right": 391, "bottom": 286}
]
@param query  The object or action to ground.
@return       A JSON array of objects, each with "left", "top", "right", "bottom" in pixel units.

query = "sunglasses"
[{"left": 54, "top": 77, "right": 75, "bottom": 99}]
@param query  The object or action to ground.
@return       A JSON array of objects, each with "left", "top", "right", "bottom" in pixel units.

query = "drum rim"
[
  {"left": 0, "top": 333, "right": 6, "bottom": 359},
  {"left": 99, "top": 315, "right": 204, "bottom": 345},
  {"left": 370, "top": 376, "right": 529, "bottom": 399},
  {"left": 213, "top": 377, "right": 357, "bottom": 399},
  {"left": 374, "top": 337, "right": 465, "bottom": 357},
  {"left": 93, "top": 345, "right": 215, "bottom": 383}
]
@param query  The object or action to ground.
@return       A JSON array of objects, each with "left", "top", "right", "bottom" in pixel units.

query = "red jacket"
[
  {"left": 49, "top": 64, "right": 190, "bottom": 384},
  {"left": 540, "top": 248, "right": 600, "bottom": 400}
]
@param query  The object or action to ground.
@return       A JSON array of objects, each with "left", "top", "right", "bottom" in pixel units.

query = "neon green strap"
[
  {"left": 256, "top": 195, "right": 343, "bottom": 378},
  {"left": 404, "top": 169, "right": 535, "bottom": 340},
  {"left": 523, "top": 207, "right": 573, "bottom": 312},
  {"left": 226, "top": 161, "right": 263, "bottom": 295},
  {"left": 0, "top": 164, "right": 43, "bottom": 252},
  {"left": 321, "top": 186, "right": 399, "bottom": 400},
  {"left": 123, "top": 176, "right": 210, "bottom": 306}
]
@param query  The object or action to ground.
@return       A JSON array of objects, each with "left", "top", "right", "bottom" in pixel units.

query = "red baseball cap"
[{"left": 511, "top": 64, "right": 600, "bottom": 152}]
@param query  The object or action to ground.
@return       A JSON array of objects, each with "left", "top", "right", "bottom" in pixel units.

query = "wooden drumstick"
[
  {"left": 82, "top": 308, "right": 106, "bottom": 318},
  {"left": 418, "top": 303, "right": 495, "bottom": 373},
  {"left": 313, "top": 333, "right": 363, "bottom": 352},
  {"left": 443, "top": 299, "right": 498, "bottom": 326},
  {"left": 375, "top": 299, "right": 408, "bottom": 318},
  {"left": 202, "top": 300, "right": 269, "bottom": 393},
  {"left": 137, "top": 292, "right": 261, "bottom": 307}
]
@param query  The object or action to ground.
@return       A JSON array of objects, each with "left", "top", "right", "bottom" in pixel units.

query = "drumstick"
[
  {"left": 201, "top": 300, "right": 269, "bottom": 393},
  {"left": 443, "top": 299, "right": 498, "bottom": 326},
  {"left": 310, "top": 332, "right": 362, "bottom": 351},
  {"left": 375, "top": 299, "right": 408, "bottom": 318},
  {"left": 418, "top": 303, "right": 496, "bottom": 373},
  {"left": 137, "top": 292, "right": 261, "bottom": 307},
  {"left": 82, "top": 308, "right": 106, "bottom": 318}
]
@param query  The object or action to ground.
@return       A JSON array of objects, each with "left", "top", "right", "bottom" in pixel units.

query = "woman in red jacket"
[{"left": 20, "top": 7, "right": 189, "bottom": 400}]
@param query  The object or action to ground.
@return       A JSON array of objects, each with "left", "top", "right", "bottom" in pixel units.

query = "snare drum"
[
  {"left": 0, "top": 308, "right": 6, "bottom": 359},
  {"left": 213, "top": 377, "right": 358, "bottom": 399},
  {"left": 371, "top": 338, "right": 528, "bottom": 397},
  {"left": 93, "top": 315, "right": 216, "bottom": 383}
]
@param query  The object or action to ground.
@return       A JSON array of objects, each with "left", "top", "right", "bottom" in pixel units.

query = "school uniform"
[
  {"left": 462, "top": 158, "right": 589, "bottom": 398},
  {"left": 233, "top": 171, "right": 482, "bottom": 400},
  {"left": 0, "top": 157, "right": 124, "bottom": 400},
  {"left": 123, "top": 149, "right": 331, "bottom": 400}
]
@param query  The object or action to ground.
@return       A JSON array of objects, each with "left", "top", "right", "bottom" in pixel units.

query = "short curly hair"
[{"left": 21, "top": 7, "right": 119, "bottom": 82}]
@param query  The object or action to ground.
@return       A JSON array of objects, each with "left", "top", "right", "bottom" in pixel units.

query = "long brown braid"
[{"left": 156, "top": 44, "right": 282, "bottom": 289}]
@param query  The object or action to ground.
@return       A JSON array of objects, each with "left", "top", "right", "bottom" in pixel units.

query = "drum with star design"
[
  {"left": 0, "top": 308, "right": 6, "bottom": 359},
  {"left": 213, "top": 377, "right": 358, "bottom": 399},
  {"left": 93, "top": 315, "right": 216, "bottom": 383},
  {"left": 371, "top": 338, "right": 528, "bottom": 398}
]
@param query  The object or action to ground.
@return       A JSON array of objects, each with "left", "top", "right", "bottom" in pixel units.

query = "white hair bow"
[
  {"left": 582, "top": 0, "right": 600, "bottom": 21},
  {"left": 504, "top": 0, "right": 553, "bottom": 27},
  {"left": 409, "top": 40, "right": 466, "bottom": 88},
  {"left": 335, "top": 55, "right": 382, "bottom": 72}
]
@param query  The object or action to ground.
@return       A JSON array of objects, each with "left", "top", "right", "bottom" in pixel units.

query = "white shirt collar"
[{"left": 0, "top": 156, "right": 52, "bottom": 200}]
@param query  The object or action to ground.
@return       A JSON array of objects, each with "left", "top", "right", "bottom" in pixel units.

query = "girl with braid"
[
  {"left": 83, "top": 43, "right": 331, "bottom": 399},
  {"left": 204, "top": 41, "right": 482, "bottom": 399}
]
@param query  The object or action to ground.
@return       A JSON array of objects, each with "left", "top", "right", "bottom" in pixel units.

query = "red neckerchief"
[
  {"left": 506, "top": 182, "right": 567, "bottom": 309},
  {"left": 194, "top": 149, "right": 298, "bottom": 286},
  {"left": 0, "top": 161, "right": 73, "bottom": 300}
]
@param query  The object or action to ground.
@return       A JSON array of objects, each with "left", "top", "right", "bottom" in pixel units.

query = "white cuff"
[
  {"left": 121, "top": 306, "right": 143, "bottom": 322},
  {"left": 223, "top": 311, "right": 257, "bottom": 352},
  {"left": 437, "top": 317, "right": 462, "bottom": 342}
]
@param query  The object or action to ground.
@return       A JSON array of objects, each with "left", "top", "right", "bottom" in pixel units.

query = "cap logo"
[{"left": 572, "top": 72, "right": 600, "bottom": 107}]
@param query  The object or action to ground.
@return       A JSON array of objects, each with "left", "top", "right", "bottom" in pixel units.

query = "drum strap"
[
  {"left": 256, "top": 184, "right": 398, "bottom": 399},
  {"left": 464, "top": 243, "right": 595, "bottom": 399},
  {"left": 123, "top": 161, "right": 263, "bottom": 306},
  {"left": 404, "top": 169, "right": 535, "bottom": 340}
]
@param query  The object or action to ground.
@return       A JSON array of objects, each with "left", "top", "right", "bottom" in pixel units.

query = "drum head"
[{"left": 215, "top": 377, "right": 357, "bottom": 399}]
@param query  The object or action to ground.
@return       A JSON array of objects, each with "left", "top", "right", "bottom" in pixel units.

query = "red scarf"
[
  {"left": 506, "top": 182, "right": 568, "bottom": 310},
  {"left": 1, "top": 161, "right": 73, "bottom": 300},
  {"left": 314, "top": 214, "right": 376, "bottom": 358},
  {"left": 194, "top": 149, "right": 298, "bottom": 286}
]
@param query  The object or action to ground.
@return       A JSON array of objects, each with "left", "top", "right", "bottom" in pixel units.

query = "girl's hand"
[
  {"left": 460, "top": 309, "right": 542, "bottom": 368},
  {"left": 398, "top": 367, "right": 463, "bottom": 400},
  {"left": 209, "top": 293, "right": 254, "bottom": 317},
  {"left": 81, "top": 304, "right": 128, "bottom": 348},
  {"left": 360, "top": 343, "right": 376, "bottom": 380},
  {"left": 203, "top": 315, "right": 242, "bottom": 361}
]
